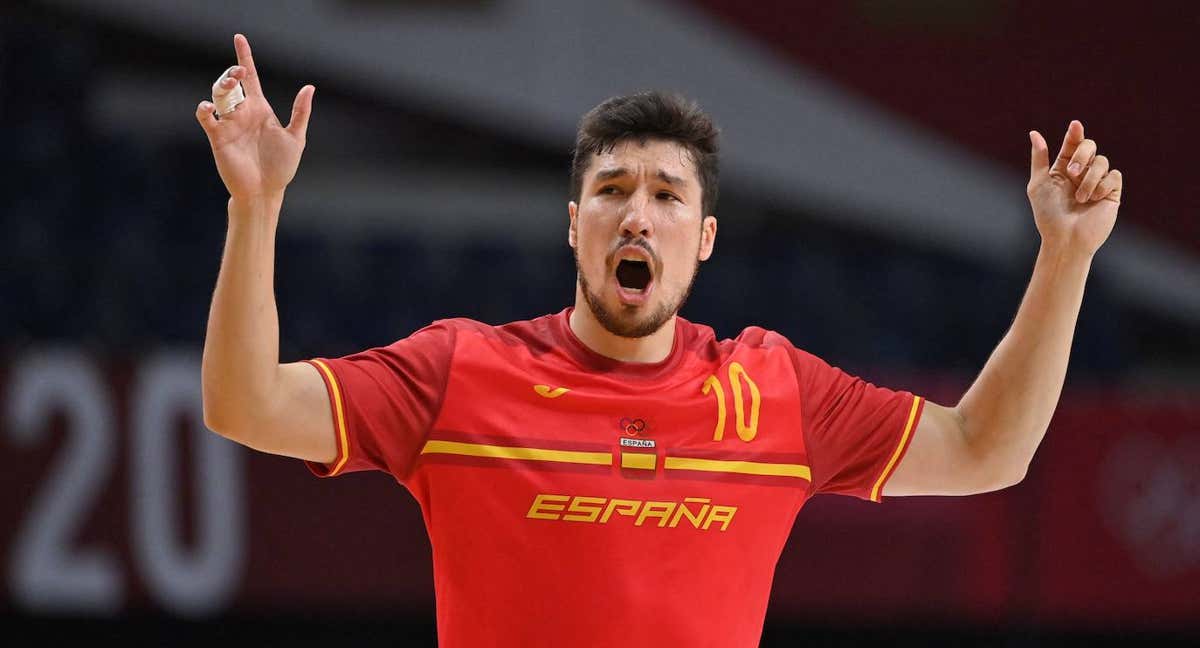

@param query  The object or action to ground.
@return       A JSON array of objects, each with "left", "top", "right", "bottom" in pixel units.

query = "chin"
[
  {"left": 574, "top": 252, "right": 697, "bottom": 340},
  {"left": 590, "top": 294, "right": 675, "bottom": 339}
]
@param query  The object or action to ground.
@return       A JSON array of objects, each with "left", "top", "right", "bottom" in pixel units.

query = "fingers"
[
  {"left": 215, "top": 77, "right": 238, "bottom": 94},
  {"left": 1092, "top": 169, "right": 1123, "bottom": 203},
  {"left": 1029, "top": 130, "right": 1049, "bottom": 177},
  {"left": 1036, "top": 118, "right": 1122, "bottom": 203},
  {"left": 212, "top": 66, "right": 245, "bottom": 96},
  {"left": 196, "top": 100, "right": 219, "bottom": 138},
  {"left": 1052, "top": 120, "right": 1085, "bottom": 175},
  {"left": 1076, "top": 155, "right": 1108, "bottom": 202},
  {"left": 286, "top": 85, "right": 316, "bottom": 139},
  {"left": 1066, "top": 138, "right": 1097, "bottom": 180},
  {"left": 233, "top": 33, "right": 264, "bottom": 97},
  {"left": 211, "top": 67, "right": 246, "bottom": 117},
  {"left": 212, "top": 65, "right": 242, "bottom": 98}
]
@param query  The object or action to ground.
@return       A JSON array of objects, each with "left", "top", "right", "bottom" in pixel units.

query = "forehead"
[{"left": 585, "top": 138, "right": 698, "bottom": 184}]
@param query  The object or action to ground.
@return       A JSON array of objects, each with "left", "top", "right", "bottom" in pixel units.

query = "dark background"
[{"left": 2, "top": 1, "right": 1197, "bottom": 645}]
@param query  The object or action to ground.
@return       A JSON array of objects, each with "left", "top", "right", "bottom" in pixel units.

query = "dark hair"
[{"left": 570, "top": 91, "right": 720, "bottom": 217}]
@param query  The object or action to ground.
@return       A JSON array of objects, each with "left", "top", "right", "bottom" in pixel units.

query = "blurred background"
[{"left": 2, "top": 0, "right": 1197, "bottom": 645}]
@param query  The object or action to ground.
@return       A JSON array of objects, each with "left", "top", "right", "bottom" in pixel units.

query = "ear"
[
  {"left": 698, "top": 215, "right": 717, "bottom": 261},
  {"left": 568, "top": 201, "right": 579, "bottom": 249}
]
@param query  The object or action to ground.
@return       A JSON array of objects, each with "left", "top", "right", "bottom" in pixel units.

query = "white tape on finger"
[{"left": 212, "top": 65, "right": 246, "bottom": 116}]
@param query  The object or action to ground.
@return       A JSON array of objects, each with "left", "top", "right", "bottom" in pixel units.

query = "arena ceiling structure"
[{"left": 45, "top": 0, "right": 1200, "bottom": 327}]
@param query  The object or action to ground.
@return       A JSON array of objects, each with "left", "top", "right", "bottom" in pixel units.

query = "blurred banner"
[
  {"left": 1031, "top": 394, "right": 1199, "bottom": 627},
  {"left": 4, "top": 350, "right": 1196, "bottom": 630}
]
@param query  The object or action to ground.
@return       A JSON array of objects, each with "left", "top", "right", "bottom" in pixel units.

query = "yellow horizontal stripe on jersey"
[
  {"left": 421, "top": 440, "right": 612, "bottom": 466},
  {"left": 663, "top": 456, "right": 811, "bottom": 480},
  {"left": 620, "top": 452, "right": 657, "bottom": 470}
]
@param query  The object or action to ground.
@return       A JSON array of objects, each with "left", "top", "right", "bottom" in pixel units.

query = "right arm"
[{"left": 195, "top": 34, "right": 333, "bottom": 463}]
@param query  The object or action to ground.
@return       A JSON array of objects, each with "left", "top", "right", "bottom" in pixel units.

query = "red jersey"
[{"left": 305, "top": 307, "right": 924, "bottom": 647}]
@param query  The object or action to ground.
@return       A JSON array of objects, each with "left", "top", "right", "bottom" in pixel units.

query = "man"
[{"left": 196, "top": 34, "right": 1122, "bottom": 647}]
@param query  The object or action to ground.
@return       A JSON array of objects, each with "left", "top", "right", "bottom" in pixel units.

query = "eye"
[
  {"left": 598, "top": 185, "right": 621, "bottom": 195},
  {"left": 656, "top": 191, "right": 680, "bottom": 202}
]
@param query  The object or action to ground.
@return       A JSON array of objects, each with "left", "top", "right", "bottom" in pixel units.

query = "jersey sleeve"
[
  {"left": 303, "top": 321, "right": 456, "bottom": 481},
  {"left": 791, "top": 347, "right": 924, "bottom": 502}
]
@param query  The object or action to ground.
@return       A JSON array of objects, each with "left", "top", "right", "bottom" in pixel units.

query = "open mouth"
[{"left": 616, "top": 259, "right": 652, "bottom": 292}]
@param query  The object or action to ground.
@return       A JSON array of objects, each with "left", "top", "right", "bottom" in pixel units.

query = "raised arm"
[
  {"left": 195, "top": 34, "right": 335, "bottom": 463},
  {"left": 886, "top": 121, "right": 1123, "bottom": 496}
]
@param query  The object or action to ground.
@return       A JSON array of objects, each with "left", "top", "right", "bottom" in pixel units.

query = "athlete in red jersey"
[
  {"left": 304, "top": 311, "right": 921, "bottom": 646},
  {"left": 198, "top": 35, "right": 1123, "bottom": 647}
]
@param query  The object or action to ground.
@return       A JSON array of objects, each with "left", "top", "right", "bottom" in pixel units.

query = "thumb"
[
  {"left": 286, "top": 85, "right": 315, "bottom": 139},
  {"left": 1029, "top": 130, "right": 1049, "bottom": 178},
  {"left": 196, "top": 100, "right": 219, "bottom": 139}
]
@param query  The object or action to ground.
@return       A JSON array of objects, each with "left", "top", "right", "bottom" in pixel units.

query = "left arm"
[{"left": 885, "top": 121, "right": 1124, "bottom": 496}]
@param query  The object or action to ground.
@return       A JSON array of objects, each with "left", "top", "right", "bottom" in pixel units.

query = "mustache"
[{"left": 607, "top": 237, "right": 659, "bottom": 266}]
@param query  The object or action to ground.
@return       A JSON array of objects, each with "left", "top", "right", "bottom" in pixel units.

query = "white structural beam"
[{"left": 52, "top": 0, "right": 1200, "bottom": 324}]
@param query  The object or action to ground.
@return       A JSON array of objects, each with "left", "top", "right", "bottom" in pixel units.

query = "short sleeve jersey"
[{"left": 305, "top": 308, "right": 924, "bottom": 648}]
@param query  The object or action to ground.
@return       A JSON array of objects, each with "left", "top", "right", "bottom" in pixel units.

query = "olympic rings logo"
[{"left": 619, "top": 417, "right": 648, "bottom": 437}]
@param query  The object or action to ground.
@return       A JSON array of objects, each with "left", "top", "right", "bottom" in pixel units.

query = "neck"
[{"left": 569, "top": 285, "right": 676, "bottom": 363}]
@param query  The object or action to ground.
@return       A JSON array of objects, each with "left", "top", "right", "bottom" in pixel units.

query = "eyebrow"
[{"left": 593, "top": 167, "right": 690, "bottom": 187}]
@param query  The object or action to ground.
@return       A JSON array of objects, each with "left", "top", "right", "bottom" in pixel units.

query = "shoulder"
[
  {"left": 703, "top": 322, "right": 800, "bottom": 356},
  {"left": 704, "top": 322, "right": 838, "bottom": 377},
  {"left": 677, "top": 317, "right": 809, "bottom": 368},
  {"left": 728, "top": 324, "right": 836, "bottom": 369},
  {"left": 415, "top": 313, "right": 559, "bottom": 351},
  {"left": 728, "top": 325, "right": 797, "bottom": 350}
]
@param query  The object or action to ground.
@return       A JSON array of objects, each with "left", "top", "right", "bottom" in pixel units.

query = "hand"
[
  {"left": 195, "top": 34, "right": 315, "bottom": 201},
  {"left": 1027, "top": 121, "right": 1123, "bottom": 257}
]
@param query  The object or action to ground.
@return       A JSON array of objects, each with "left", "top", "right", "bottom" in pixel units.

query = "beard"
[{"left": 573, "top": 243, "right": 701, "bottom": 339}]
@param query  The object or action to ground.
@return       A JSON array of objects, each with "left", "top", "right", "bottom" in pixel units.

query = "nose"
[{"left": 619, "top": 191, "right": 654, "bottom": 239}]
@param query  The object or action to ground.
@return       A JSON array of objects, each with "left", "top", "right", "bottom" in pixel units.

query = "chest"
[{"left": 430, "top": 336, "right": 810, "bottom": 476}]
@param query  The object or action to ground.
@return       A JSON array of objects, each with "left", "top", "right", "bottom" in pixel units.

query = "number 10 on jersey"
[{"left": 702, "top": 362, "right": 761, "bottom": 442}]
